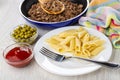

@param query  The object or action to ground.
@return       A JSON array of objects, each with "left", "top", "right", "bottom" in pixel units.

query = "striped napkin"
[{"left": 79, "top": 0, "right": 120, "bottom": 48}]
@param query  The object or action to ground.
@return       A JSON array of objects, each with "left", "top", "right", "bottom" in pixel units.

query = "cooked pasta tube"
[
  {"left": 75, "top": 37, "right": 81, "bottom": 51},
  {"left": 90, "top": 35, "right": 99, "bottom": 40},
  {"left": 70, "top": 38, "right": 75, "bottom": 50},
  {"left": 78, "top": 30, "right": 87, "bottom": 39},
  {"left": 91, "top": 46, "right": 104, "bottom": 56},
  {"left": 60, "top": 36, "right": 75, "bottom": 45},
  {"left": 52, "top": 35, "right": 64, "bottom": 42},
  {"left": 82, "top": 49, "right": 91, "bottom": 57},
  {"left": 49, "top": 43, "right": 64, "bottom": 52},
  {"left": 74, "top": 51, "right": 89, "bottom": 58},
  {"left": 78, "top": 27, "right": 85, "bottom": 32},
  {"left": 82, "top": 33, "right": 90, "bottom": 43},
  {"left": 58, "top": 29, "right": 77, "bottom": 38},
  {"left": 46, "top": 38, "right": 60, "bottom": 44}
]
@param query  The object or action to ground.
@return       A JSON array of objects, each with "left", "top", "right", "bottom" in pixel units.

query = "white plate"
[{"left": 34, "top": 26, "right": 112, "bottom": 76}]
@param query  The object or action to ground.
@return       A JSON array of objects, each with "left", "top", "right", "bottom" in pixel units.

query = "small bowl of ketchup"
[{"left": 3, "top": 43, "right": 33, "bottom": 68}]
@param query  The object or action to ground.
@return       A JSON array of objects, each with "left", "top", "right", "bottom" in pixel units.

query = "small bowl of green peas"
[{"left": 11, "top": 24, "right": 38, "bottom": 44}]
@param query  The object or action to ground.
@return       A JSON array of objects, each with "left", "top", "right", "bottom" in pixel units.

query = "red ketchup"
[{"left": 5, "top": 47, "right": 32, "bottom": 67}]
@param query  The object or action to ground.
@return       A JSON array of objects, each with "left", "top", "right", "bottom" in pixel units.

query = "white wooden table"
[{"left": 0, "top": 0, "right": 120, "bottom": 80}]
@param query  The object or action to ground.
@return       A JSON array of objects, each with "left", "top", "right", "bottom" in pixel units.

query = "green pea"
[
  {"left": 12, "top": 24, "right": 37, "bottom": 43},
  {"left": 15, "top": 35, "right": 19, "bottom": 39},
  {"left": 24, "top": 35, "right": 28, "bottom": 38},
  {"left": 20, "top": 39, "right": 24, "bottom": 42},
  {"left": 33, "top": 32, "right": 36, "bottom": 35},
  {"left": 22, "top": 29, "right": 26, "bottom": 32},
  {"left": 27, "top": 31, "right": 31, "bottom": 34},
  {"left": 18, "top": 26, "right": 22, "bottom": 30}
]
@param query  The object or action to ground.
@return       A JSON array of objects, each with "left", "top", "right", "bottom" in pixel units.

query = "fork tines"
[{"left": 39, "top": 47, "right": 65, "bottom": 62}]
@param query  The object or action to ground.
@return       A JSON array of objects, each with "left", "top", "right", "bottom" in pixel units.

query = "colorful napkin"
[{"left": 79, "top": 0, "right": 120, "bottom": 48}]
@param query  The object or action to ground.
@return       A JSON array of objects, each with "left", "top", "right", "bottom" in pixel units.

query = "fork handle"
[{"left": 67, "top": 57, "right": 120, "bottom": 69}]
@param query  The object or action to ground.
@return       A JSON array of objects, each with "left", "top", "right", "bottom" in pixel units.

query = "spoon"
[{"left": 38, "top": 0, "right": 65, "bottom": 14}]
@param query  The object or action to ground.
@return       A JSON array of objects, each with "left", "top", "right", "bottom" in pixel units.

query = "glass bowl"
[
  {"left": 10, "top": 24, "right": 38, "bottom": 44},
  {"left": 3, "top": 43, "right": 33, "bottom": 67}
]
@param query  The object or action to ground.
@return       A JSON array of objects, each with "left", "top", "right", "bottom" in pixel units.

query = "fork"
[{"left": 39, "top": 47, "right": 120, "bottom": 69}]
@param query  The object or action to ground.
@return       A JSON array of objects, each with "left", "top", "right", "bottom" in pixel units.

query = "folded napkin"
[{"left": 79, "top": 0, "right": 120, "bottom": 48}]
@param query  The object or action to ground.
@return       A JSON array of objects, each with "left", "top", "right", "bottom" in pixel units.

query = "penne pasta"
[
  {"left": 90, "top": 35, "right": 99, "bottom": 40},
  {"left": 70, "top": 38, "right": 75, "bottom": 50},
  {"left": 78, "top": 27, "right": 85, "bottom": 32},
  {"left": 49, "top": 43, "right": 64, "bottom": 52},
  {"left": 58, "top": 29, "right": 77, "bottom": 38},
  {"left": 78, "top": 30, "right": 87, "bottom": 39},
  {"left": 46, "top": 27, "right": 105, "bottom": 58},
  {"left": 91, "top": 46, "right": 104, "bottom": 56},
  {"left": 52, "top": 35, "right": 64, "bottom": 42},
  {"left": 74, "top": 51, "right": 89, "bottom": 58},
  {"left": 46, "top": 38, "right": 59, "bottom": 44},
  {"left": 82, "top": 33, "right": 90, "bottom": 44},
  {"left": 60, "top": 36, "right": 75, "bottom": 45},
  {"left": 75, "top": 37, "right": 81, "bottom": 51}
]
